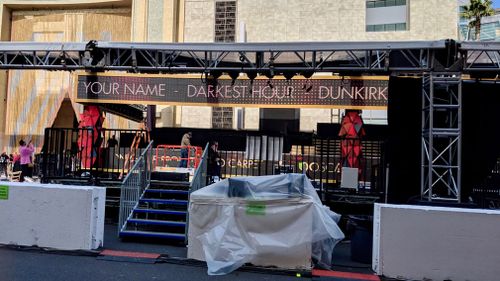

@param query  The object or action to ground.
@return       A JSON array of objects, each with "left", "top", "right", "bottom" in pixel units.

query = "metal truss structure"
[
  {"left": 0, "top": 40, "right": 498, "bottom": 74},
  {"left": 421, "top": 73, "right": 462, "bottom": 202},
  {"left": 0, "top": 39, "right": 499, "bottom": 203},
  {"left": 0, "top": 40, "right": 449, "bottom": 73},
  {"left": 461, "top": 41, "right": 500, "bottom": 73}
]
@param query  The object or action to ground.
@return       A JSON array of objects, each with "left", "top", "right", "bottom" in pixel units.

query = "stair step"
[
  {"left": 145, "top": 189, "right": 189, "bottom": 195},
  {"left": 133, "top": 208, "right": 187, "bottom": 215},
  {"left": 139, "top": 199, "right": 188, "bottom": 205},
  {"left": 127, "top": 219, "right": 186, "bottom": 227},
  {"left": 150, "top": 180, "right": 190, "bottom": 187},
  {"left": 119, "top": 230, "right": 185, "bottom": 240}
]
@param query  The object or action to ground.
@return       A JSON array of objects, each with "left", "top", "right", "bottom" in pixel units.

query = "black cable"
[{"left": 0, "top": 244, "right": 100, "bottom": 257}]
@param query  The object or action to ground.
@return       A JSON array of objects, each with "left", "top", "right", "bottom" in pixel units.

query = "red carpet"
[{"left": 312, "top": 269, "right": 380, "bottom": 281}]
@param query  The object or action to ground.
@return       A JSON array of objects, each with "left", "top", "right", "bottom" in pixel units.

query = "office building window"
[
  {"left": 214, "top": 1, "right": 236, "bottom": 42},
  {"left": 212, "top": 1, "right": 236, "bottom": 129},
  {"left": 366, "top": 0, "right": 408, "bottom": 32},
  {"left": 212, "top": 107, "right": 234, "bottom": 129},
  {"left": 366, "top": 0, "right": 406, "bottom": 8},
  {"left": 366, "top": 23, "right": 407, "bottom": 32}
]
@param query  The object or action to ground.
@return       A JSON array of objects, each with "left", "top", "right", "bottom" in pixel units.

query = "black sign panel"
[{"left": 75, "top": 73, "right": 389, "bottom": 109}]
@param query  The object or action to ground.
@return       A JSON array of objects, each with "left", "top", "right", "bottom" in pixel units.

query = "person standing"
[
  {"left": 19, "top": 139, "right": 34, "bottom": 182},
  {"left": 0, "top": 152, "right": 8, "bottom": 177},
  {"left": 179, "top": 132, "right": 192, "bottom": 168},
  {"left": 107, "top": 135, "right": 118, "bottom": 148},
  {"left": 208, "top": 141, "right": 222, "bottom": 183},
  {"left": 11, "top": 153, "right": 20, "bottom": 172}
]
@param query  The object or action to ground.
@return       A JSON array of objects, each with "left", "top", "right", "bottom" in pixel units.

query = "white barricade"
[
  {"left": 373, "top": 203, "right": 500, "bottom": 281},
  {"left": 0, "top": 182, "right": 105, "bottom": 250}
]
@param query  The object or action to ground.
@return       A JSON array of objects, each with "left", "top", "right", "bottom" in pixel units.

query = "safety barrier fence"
[
  {"left": 472, "top": 158, "right": 500, "bottom": 209},
  {"left": 154, "top": 145, "right": 202, "bottom": 170},
  {"left": 118, "top": 141, "right": 153, "bottom": 235},
  {"left": 41, "top": 128, "right": 148, "bottom": 184},
  {"left": 217, "top": 137, "right": 387, "bottom": 198}
]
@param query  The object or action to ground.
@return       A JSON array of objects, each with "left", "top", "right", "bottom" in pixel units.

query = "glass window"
[
  {"left": 366, "top": 0, "right": 406, "bottom": 8},
  {"left": 395, "top": 23, "right": 407, "bottom": 31},
  {"left": 374, "top": 24, "right": 384, "bottom": 31},
  {"left": 367, "top": 23, "right": 407, "bottom": 32},
  {"left": 386, "top": 0, "right": 396, "bottom": 6},
  {"left": 385, "top": 24, "right": 396, "bottom": 31}
]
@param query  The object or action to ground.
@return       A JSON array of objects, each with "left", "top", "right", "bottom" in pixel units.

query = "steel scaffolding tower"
[{"left": 421, "top": 73, "right": 462, "bottom": 202}]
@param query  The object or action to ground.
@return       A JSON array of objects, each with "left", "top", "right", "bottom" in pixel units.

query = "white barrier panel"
[
  {"left": 373, "top": 204, "right": 500, "bottom": 281},
  {"left": 0, "top": 182, "right": 105, "bottom": 250}
]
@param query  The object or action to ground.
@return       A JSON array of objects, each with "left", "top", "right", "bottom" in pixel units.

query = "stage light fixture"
[
  {"left": 228, "top": 71, "right": 239, "bottom": 86},
  {"left": 246, "top": 72, "right": 257, "bottom": 81},
  {"left": 301, "top": 71, "right": 314, "bottom": 79},
  {"left": 210, "top": 70, "right": 222, "bottom": 80},
  {"left": 247, "top": 72, "right": 257, "bottom": 96},
  {"left": 283, "top": 72, "right": 295, "bottom": 81},
  {"left": 264, "top": 70, "right": 275, "bottom": 80}
]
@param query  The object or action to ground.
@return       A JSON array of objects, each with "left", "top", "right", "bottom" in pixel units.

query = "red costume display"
[
  {"left": 77, "top": 105, "right": 105, "bottom": 169},
  {"left": 339, "top": 110, "right": 365, "bottom": 171}
]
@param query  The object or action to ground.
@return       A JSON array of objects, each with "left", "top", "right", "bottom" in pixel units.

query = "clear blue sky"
[{"left": 494, "top": 0, "right": 500, "bottom": 8}]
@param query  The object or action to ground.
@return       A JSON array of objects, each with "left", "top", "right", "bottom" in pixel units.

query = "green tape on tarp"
[
  {"left": 0, "top": 185, "right": 8, "bottom": 200},
  {"left": 246, "top": 202, "right": 266, "bottom": 216}
]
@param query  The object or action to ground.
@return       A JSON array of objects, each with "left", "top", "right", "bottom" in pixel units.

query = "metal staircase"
[
  {"left": 119, "top": 178, "right": 190, "bottom": 241},
  {"left": 118, "top": 143, "right": 209, "bottom": 243}
]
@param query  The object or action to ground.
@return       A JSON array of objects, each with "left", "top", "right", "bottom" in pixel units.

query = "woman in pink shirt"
[{"left": 19, "top": 139, "right": 34, "bottom": 182}]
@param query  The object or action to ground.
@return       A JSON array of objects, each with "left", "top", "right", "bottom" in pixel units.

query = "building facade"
[{"left": 0, "top": 0, "right": 459, "bottom": 152}]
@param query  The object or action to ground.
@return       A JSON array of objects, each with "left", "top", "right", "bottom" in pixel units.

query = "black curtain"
[
  {"left": 462, "top": 81, "right": 500, "bottom": 202},
  {"left": 387, "top": 77, "right": 422, "bottom": 203}
]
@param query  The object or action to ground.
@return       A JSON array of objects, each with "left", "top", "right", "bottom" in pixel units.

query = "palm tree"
[{"left": 461, "top": 0, "right": 495, "bottom": 40}]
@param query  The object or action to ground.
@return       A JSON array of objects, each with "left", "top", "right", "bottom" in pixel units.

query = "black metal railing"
[
  {"left": 41, "top": 128, "right": 147, "bottom": 184},
  {"left": 472, "top": 158, "right": 500, "bottom": 209},
  {"left": 218, "top": 136, "right": 387, "bottom": 198}
]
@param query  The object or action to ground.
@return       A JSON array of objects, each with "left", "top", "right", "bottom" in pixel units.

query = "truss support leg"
[{"left": 421, "top": 72, "right": 462, "bottom": 202}]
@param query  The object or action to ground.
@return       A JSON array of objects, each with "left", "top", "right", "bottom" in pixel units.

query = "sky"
[{"left": 494, "top": 0, "right": 500, "bottom": 8}]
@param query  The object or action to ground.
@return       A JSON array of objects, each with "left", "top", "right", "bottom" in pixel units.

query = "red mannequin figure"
[
  {"left": 77, "top": 106, "right": 105, "bottom": 169},
  {"left": 339, "top": 110, "right": 365, "bottom": 172}
]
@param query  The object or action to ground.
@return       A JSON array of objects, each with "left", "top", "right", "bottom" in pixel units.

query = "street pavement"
[
  {"left": 0, "top": 224, "right": 376, "bottom": 281},
  {"left": 0, "top": 247, "right": 303, "bottom": 281}
]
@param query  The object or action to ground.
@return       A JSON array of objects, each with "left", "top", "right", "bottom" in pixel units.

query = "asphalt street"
[{"left": 0, "top": 248, "right": 303, "bottom": 281}]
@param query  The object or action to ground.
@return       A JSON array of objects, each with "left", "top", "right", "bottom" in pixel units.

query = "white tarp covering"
[{"left": 187, "top": 174, "right": 344, "bottom": 275}]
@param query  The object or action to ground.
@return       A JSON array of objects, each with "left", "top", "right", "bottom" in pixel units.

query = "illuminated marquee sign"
[{"left": 75, "top": 73, "right": 389, "bottom": 109}]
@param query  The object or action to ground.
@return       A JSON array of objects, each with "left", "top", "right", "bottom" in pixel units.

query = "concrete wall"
[
  {"left": 183, "top": 0, "right": 458, "bottom": 43},
  {"left": 181, "top": 106, "right": 212, "bottom": 128},
  {"left": 373, "top": 204, "right": 500, "bottom": 281},
  {"left": 0, "top": 182, "right": 106, "bottom": 250}
]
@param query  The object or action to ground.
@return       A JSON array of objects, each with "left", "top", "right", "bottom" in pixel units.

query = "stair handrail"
[
  {"left": 189, "top": 142, "right": 209, "bottom": 193},
  {"left": 118, "top": 140, "right": 154, "bottom": 236},
  {"left": 185, "top": 142, "right": 209, "bottom": 243}
]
